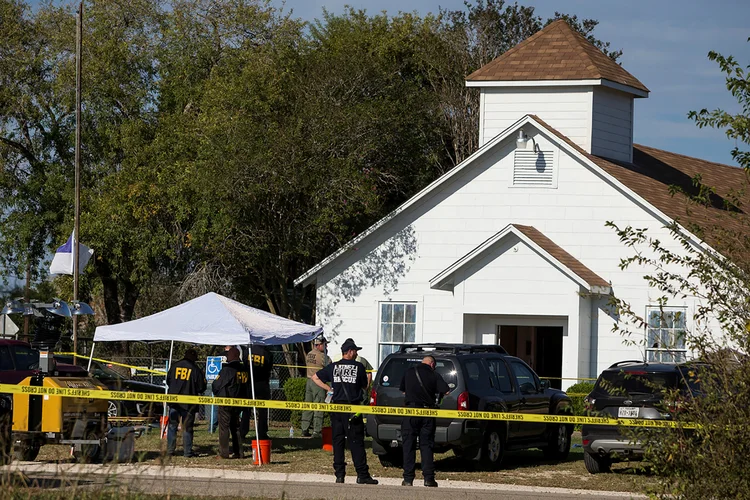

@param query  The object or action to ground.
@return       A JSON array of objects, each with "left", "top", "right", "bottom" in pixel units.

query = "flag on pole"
[{"left": 49, "top": 232, "right": 94, "bottom": 275}]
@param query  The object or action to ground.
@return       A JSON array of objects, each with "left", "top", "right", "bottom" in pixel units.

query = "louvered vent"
[{"left": 513, "top": 150, "right": 555, "bottom": 187}]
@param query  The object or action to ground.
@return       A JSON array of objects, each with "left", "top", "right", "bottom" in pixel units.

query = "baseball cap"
[
  {"left": 314, "top": 335, "right": 328, "bottom": 345},
  {"left": 341, "top": 338, "right": 362, "bottom": 353}
]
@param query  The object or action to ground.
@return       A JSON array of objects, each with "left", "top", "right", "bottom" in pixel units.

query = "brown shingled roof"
[
  {"left": 530, "top": 115, "right": 748, "bottom": 248},
  {"left": 466, "top": 20, "right": 648, "bottom": 93},
  {"left": 512, "top": 224, "right": 610, "bottom": 289}
]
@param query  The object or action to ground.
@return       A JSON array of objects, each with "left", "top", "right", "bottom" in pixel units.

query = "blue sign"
[{"left": 206, "top": 356, "right": 225, "bottom": 381}]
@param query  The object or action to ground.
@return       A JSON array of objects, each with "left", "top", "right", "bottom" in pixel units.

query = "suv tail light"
[
  {"left": 457, "top": 391, "right": 469, "bottom": 410},
  {"left": 666, "top": 400, "right": 683, "bottom": 415},
  {"left": 583, "top": 396, "right": 595, "bottom": 412},
  {"left": 369, "top": 388, "right": 377, "bottom": 406}
]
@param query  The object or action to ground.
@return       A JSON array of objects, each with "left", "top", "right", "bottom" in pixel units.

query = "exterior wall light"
[{"left": 516, "top": 129, "right": 529, "bottom": 148}]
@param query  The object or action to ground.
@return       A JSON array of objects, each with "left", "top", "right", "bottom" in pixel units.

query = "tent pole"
[
  {"left": 166, "top": 340, "right": 174, "bottom": 388},
  {"left": 248, "top": 342, "right": 262, "bottom": 464},
  {"left": 162, "top": 340, "right": 174, "bottom": 438},
  {"left": 87, "top": 342, "right": 95, "bottom": 371}
]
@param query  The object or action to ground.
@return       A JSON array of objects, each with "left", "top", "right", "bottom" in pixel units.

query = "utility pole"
[
  {"left": 23, "top": 262, "right": 30, "bottom": 338},
  {"left": 73, "top": 1, "right": 83, "bottom": 355}
]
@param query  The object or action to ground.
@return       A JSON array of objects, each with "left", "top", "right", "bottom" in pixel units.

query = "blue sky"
[{"left": 275, "top": 0, "right": 749, "bottom": 166}]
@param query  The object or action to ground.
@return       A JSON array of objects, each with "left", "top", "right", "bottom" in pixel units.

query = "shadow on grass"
[{"left": 428, "top": 447, "right": 641, "bottom": 474}]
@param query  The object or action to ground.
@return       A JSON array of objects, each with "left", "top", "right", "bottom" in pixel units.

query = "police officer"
[
  {"left": 166, "top": 348, "right": 206, "bottom": 457},
  {"left": 332, "top": 339, "right": 374, "bottom": 404},
  {"left": 399, "top": 355, "right": 450, "bottom": 487},
  {"left": 211, "top": 346, "right": 249, "bottom": 459},
  {"left": 312, "top": 339, "right": 378, "bottom": 485},
  {"left": 241, "top": 344, "right": 273, "bottom": 439},
  {"left": 301, "top": 335, "right": 330, "bottom": 437}
]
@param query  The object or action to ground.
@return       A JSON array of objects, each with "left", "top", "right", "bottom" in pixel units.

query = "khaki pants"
[{"left": 300, "top": 378, "right": 326, "bottom": 434}]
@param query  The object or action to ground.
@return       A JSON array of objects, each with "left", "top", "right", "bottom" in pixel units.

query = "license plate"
[{"left": 618, "top": 407, "right": 639, "bottom": 418}]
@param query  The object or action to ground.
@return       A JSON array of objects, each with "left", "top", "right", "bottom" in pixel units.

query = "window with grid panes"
[
  {"left": 645, "top": 307, "right": 687, "bottom": 362},
  {"left": 379, "top": 302, "right": 416, "bottom": 363}
]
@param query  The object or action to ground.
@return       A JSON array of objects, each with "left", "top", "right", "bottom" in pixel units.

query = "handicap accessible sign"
[{"left": 206, "top": 356, "right": 225, "bottom": 381}]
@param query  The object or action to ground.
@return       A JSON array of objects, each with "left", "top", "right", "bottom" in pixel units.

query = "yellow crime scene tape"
[
  {"left": 0, "top": 383, "right": 696, "bottom": 430},
  {"left": 58, "top": 352, "right": 168, "bottom": 375}
]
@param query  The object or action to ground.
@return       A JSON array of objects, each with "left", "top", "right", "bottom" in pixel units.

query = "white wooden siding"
[
  {"left": 480, "top": 87, "right": 593, "bottom": 151},
  {"left": 591, "top": 87, "right": 634, "bottom": 162}
]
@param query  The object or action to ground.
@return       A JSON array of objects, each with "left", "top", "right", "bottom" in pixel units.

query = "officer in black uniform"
[
  {"left": 211, "top": 346, "right": 249, "bottom": 458},
  {"left": 166, "top": 348, "right": 207, "bottom": 457},
  {"left": 241, "top": 344, "right": 273, "bottom": 439},
  {"left": 399, "top": 355, "right": 450, "bottom": 487},
  {"left": 312, "top": 339, "right": 378, "bottom": 485}
]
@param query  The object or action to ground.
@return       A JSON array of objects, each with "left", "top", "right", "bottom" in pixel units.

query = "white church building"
[{"left": 295, "top": 20, "right": 742, "bottom": 387}]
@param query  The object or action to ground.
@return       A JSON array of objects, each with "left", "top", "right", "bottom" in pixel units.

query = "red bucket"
[
  {"left": 251, "top": 439, "right": 272, "bottom": 465},
  {"left": 160, "top": 415, "right": 169, "bottom": 439},
  {"left": 321, "top": 426, "right": 333, "bottom": 452}
]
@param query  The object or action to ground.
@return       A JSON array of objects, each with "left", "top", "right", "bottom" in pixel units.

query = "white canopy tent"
[
  {"left": 94, "top": 292, "right": 322, "bottom": 345},
  {"left": 92, "top": 292, "right": 323, "bottom": 462}
]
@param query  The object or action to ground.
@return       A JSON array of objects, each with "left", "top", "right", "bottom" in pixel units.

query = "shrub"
[
  {"left": 566, "top": 381, "right": 594, "bottom": 430},
  {"left": 566, "top": 381, "right": 594, "bottom": 415},
  {"left": 282, "top": 377, "right": 330, "bottom": 430},
  {"left": 283, "top": 377, "right": 307, "bottom": 428}
]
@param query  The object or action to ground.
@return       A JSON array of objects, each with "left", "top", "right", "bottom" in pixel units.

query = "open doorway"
[{"left": 498, "top": 325, "right": 563, "bottom": 389}]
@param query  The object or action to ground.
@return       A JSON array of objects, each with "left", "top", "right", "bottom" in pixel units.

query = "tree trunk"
[
  {"left": 95, "top": 258, "right": 121, "bottom": 326},
  {"left": 120, "top": 279, "right": 139, "bottom": 323}
]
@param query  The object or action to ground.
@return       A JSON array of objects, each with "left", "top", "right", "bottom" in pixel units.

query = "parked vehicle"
[
  {"left": 366, "top": 343, "right": 573, "bottom": 469},
  {"left": 0, "top": 340, "right": 89, "bottom": 383},
  {"left": 87, "top": 361, "right": 165, "bottom": 421},
  {"left": 582, "top": 360, "right": 702, "bottom": 473}
]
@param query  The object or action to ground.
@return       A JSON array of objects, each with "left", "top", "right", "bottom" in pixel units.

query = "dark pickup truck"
[{"left": 366, "top": 344, "right": 573, "bottom": 469}]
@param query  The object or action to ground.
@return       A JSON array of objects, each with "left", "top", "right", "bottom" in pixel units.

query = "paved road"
[{"left": 5, "top": 463, "right": 646, "bottom": 500}]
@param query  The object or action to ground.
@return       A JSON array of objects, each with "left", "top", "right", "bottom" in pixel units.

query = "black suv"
[
  {"left": 582, "top": 360, "right": 702, "bottom": 473},
  {"left": 367, "top": 344, "right": 573, "bottom": 469}
]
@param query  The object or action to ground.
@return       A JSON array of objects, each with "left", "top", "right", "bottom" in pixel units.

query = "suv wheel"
[
  {"left": 479, "top": 427, "right": 505, "bottom": 469},
  {"left": 108, "top": 401, "right": 119, "bottom": 418},
  {"left": 542, "top": 422, "right": 572, "bottom": 460},
  {"left": 378, "top": 449, "right": 403, "bottom": 468},
  {"left": 583, "top": 450, "right": 611, "bottom": 474}
]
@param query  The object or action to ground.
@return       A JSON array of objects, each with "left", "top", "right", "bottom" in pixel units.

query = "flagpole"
[{"left": 73, "top": 1, "right": 83, "bottom": 355}]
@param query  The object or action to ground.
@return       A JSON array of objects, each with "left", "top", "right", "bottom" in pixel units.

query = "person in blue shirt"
[{"left": 312, "top": 338, "right": 377, "bottom": 485}]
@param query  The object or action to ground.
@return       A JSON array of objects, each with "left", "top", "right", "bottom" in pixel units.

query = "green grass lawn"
[{"left": 34, "top": 422, "right": 657, "bottom": 494}]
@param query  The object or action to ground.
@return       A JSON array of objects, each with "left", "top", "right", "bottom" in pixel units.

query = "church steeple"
[{"left": 466, "top": 20, "right": 648, "bottom": 163}]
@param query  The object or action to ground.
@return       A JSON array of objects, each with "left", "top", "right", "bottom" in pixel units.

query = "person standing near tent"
[
  {"left": 241, "top": 344, "right": 273, "bottom": 439},
  {"left": 301, "top": 335, "right": 330, "bottom": 437},
  {"left": 212, "top": 346, "right": 249, "bottom": 459},
  {"left": 166, "top": 348, "right": 207, "bottom": 457},
  {"left": 312, "top": 339, "right": 378, "bottom": 485}
]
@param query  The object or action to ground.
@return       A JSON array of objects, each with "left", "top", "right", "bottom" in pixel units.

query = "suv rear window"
[
  {"left": 595, "top": 370, "right": 682, "bottom": 397},
  {"left": 378, "top": 358, "right": 457, "bottom": 391}
]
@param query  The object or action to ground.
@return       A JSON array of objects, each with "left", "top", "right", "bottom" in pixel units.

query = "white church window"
[
  {"left": 379, "top": 302, "right": 416, "bottom": 363},
  {"left": 513, "top": 150, "right": 556, "bottom": 187},
  {"left": 645, "top": 306, "right": 687, "bottom": 362}
]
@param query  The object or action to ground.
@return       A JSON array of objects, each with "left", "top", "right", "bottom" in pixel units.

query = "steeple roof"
[{"left": 466, "top": 19, "right": 648, "bottom": 94}]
